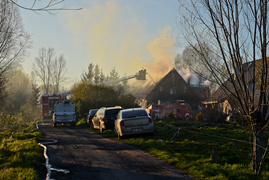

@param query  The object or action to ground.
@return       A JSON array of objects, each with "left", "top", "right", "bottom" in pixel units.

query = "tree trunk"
[{"left": 252, "top": 131, "right": 263, "bottom": 175}]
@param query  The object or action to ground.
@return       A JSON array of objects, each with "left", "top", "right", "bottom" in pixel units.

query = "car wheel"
[
  {"left": 99, "top": 123, "right": 103, "bottom": 132},
  {"left": 114, "top": 128, "right": 117, "bottom": 135},
  {"left": 185, "top": 115, "right": 190, "bottom": 121},
  {"left": 118, "top": 133, "right": 121, "bottom": 139},
  {"left": 53, "top": 122, "right": 57, "bottom": 127},
  {"left": 90, "top": 122, "right": 94, "bottom": 129}
]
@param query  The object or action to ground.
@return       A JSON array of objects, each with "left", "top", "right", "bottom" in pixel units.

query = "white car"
[{"left": 114, "top": 108, "right": 154, "bottom": 139}]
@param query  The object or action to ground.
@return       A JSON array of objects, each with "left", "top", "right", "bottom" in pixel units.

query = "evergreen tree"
[
  {"left": 93, "top": 64, "right": 100, "bottom": 85},
  {"left": 109, "top": 67, "right": 120, "bottom": 80},
  {"left": 28, "top": 83, "right": 40, "bottom": 111},
  {"left": 81, "top": 63, "right": 94, "bottom": 84}
]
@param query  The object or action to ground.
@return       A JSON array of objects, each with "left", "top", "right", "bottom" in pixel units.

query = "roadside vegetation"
[
  {"left": 0, "top": 114, "right": 44, "bottom": 180},
  {"left": 93, "top": 118, "right": 269, "bottom": 180},
  {"left": 72, "top": 63, "right": 139, "bottom": 119}
]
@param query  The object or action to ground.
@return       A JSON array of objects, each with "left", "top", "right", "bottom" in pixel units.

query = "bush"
[{"left": 196, "top": 112, "right": 204, "bottom": 122}]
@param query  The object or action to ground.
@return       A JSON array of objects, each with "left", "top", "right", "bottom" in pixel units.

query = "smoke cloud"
[{"left": 63, "top": 1, "right": 176, "bottom": 83}]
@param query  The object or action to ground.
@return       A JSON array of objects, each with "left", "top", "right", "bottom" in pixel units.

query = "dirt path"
[{"left": 39, "top": 125, "right": 195, "bottom": 180}]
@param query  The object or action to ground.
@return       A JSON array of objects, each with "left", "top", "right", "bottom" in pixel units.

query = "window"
[
  {"left": 42, "top": 97, "right": 48, "bottom": 103},
  {"left": 159, "top": 86, "right": 163, "bottom": 92},
  {"left": 105, "top": 109, "right": 122, "bottom": 117},
  {"left": 122, "top": 109, "right": 148, "bottom": 119},
  {"left": 170, "top": 88, "right": 174, "bottom": 94},
  {"left": 165, "top": 108, "right": 171, "bottom": 115}
]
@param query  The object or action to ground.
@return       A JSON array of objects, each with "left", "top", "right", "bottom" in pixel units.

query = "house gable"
[{"left": 145, "top": 68, "right": 200, "bottom": 105}]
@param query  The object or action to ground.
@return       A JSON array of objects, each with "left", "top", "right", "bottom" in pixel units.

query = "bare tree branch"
[
  {"left": 0, "top": 0, "right": 30, "bottom": 108},
  {"left": 178, "top": 0, "right": 269, "bottom": 174},
  {"left": 32, "top": 47, "right": 67, "bottom": 94},
  {"left": 9, "top": 0, "right": 82, "bottom": 13}
]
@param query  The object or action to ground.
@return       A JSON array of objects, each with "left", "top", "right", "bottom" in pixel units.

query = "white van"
[{"left": 53, "top": 100, "right": 76, "bottom": 127}]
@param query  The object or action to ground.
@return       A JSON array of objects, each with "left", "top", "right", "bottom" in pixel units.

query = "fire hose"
[
  {"left": 34, "top": 114, "right": 58, "bottom": 180},
  {"left": 36, "top": 123, "right": 58, "bottom": 180}
]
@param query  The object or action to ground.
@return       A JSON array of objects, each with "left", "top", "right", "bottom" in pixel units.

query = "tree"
[
  {"left": 107, "top": 67, "right": 127, "bottom": 96},
  {"left": 72, "top": 82, "right": 138, "bottom": 118},
  {"left": 5, "top": 69, "right": 31, "bottom": 113},
  {"left": 28, "top": 82, "right": 40, "bottom": 111},
  {"left": 52, "top": 54, "right": 67, "bottom": 92},
  {"left": 9, "top": 0, "right": 82, "bottom": 13},
  {"left": 176, "top": 44, "right": 220, "bottom": 92},
  {"left": 180, "top": 43, "right": 214, "bottom": 80},
  {"left": 0, "top": 0, "right": 30, "bottom": 109},
  {"left": 33, "top": 47, "right": 54, "bottom": 94},
  {"left": 178, "top": 0, "right": 269, "bottom": 175},
  {"left": 81, "top": 63, "right": 94, "bottom": 84},
  {"left": 109, "top": 67, "right": 120, "bottom": 81},
  {"left": 32, "top": 47, "right": 67, "bottom": 94},
  {"left": 72, "top": 82, "right": 118, "bottom": 118},
  {"left": 93, "top": 64, "right": 101, "bottom": 85}
]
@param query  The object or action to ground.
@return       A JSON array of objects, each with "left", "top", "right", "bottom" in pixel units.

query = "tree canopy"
[{"left": 72, "top": 82, "right": 138, "bottom": 118}]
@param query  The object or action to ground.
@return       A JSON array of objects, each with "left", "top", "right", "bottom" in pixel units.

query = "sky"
[{"left": 19, "top": 0, "right": 186, "bottom": 89}]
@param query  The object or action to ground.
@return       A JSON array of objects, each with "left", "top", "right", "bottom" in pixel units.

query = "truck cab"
[{"left": 53, "top": 99, "right": 76, "bottom": 127}]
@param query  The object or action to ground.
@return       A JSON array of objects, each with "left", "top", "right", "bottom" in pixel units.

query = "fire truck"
[
  {"left": 41, "top": 94, "right": 62, "bottom": 119},
  {"left": 147, "top": 100, "right": 192, "bottom": 120}
]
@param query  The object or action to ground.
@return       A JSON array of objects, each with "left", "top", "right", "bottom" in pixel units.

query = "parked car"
[
  {"left": 91, "top": 106, "right": 123, "bottom": 132},
  {"left": 226, "top": 114, "right": 237, "bottom": 122},
  {"left": 86, "top": 109, "right": 98, "bottom": 126},
  {"left": 226, "top": 113, "right": 245, "bottom": 124},
  {"left": 114, "top": 108, "right": 154, "bottom": 139}
]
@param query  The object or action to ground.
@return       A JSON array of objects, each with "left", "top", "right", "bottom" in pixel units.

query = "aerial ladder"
[{"left": 100, "top": 69, "right": 148, "bottom": 86}]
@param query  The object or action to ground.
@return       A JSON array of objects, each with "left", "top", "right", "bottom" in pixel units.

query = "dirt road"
[{"left": 39, "top": 125, "right": 194, "bottom": 180}]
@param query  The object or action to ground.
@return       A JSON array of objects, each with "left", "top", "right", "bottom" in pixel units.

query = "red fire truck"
[
  {"left": 41, "top": 94, "right": 62, "bottom": 119},
  {"left": 147, "top": 100, "right": 192, "bottom": 120}
]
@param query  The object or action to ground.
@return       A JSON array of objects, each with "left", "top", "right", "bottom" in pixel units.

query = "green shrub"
[
  {"left": 0, "top": 115, "right": 43, "bottom": 179},
  {"left": 76, "top": 118, "right": 86, "bottom": 126}
]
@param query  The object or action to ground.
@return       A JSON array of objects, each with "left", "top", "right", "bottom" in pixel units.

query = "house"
[
  {"left": 143, "top": 68, "right": 209, "bottom": 109},
  {"left": 205, "top": 59, "right": 267, "bottom": 117}
]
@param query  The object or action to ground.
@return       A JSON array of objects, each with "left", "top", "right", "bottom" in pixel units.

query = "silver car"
[{"left": 114, "top": 108, "right": 154, "bottom": 139}]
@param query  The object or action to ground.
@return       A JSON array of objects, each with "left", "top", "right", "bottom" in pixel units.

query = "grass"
[
  {"left": 5, "top": 115, "right": 268, "bottom": 179},
  {"left": 96, "top": 119, "right": 269, "bottom": 180},
  {"left": 0, "top": 115, "right": 44, "bottom": 180}
]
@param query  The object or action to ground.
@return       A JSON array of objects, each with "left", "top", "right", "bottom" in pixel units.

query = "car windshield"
[
  {"left": 105, "top": 109, "right": 122, "bottom": 117},
  {"left": 55, "top": 103, "right": 75, "bottom": 112},
  {"left": 90, "top": 109, "right": 98, "bottom": 115},
  {"left": 122, "top": 109, "right": 148, "bottom": 119}
]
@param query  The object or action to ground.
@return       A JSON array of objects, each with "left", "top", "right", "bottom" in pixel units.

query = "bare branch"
[{"left": 9, "top": 0, "right": 82, "bottom": 13}]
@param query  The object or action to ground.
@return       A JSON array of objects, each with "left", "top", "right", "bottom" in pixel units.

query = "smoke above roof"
[
  {"left": 176, "top": 66, "right": 210, "bottom": 87},
  {"left": 64, "top": 1, "right": 176, "bottom": 82}
]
